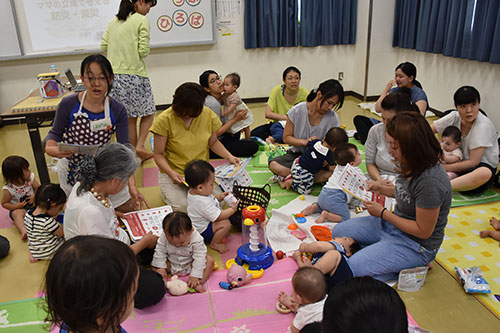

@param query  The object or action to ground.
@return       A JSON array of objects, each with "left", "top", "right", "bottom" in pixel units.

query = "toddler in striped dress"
[{"left": 24, "top": 184, "right": 66, "bottom": 262}]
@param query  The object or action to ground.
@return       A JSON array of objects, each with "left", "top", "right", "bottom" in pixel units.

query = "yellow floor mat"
[{"left": 436, "top": 203, "right": 500, "bottom": 317}]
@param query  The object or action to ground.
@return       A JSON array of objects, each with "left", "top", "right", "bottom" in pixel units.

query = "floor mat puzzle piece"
[
  {"left": 451, "top": 188, "right": 500, "bottom": 208},
  {"left": 0, "top": 298, "right": 48, "bottom": 332},
  {"left": 122, "top": 259, "right": 297, "bottom": 332},
  {"left": 436, "top": 203, "right": 500, "bottom": 317}
]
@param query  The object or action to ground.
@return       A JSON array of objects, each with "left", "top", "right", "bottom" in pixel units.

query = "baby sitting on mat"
[
  {"left": 301, "top": 143, "right": 363, "bottom": 222},
  {"left": 152, "top": 212, "right": 214, "bottom": 293},
  {"left": 279, "top": 127, "right": 348, "bottom": 195}
]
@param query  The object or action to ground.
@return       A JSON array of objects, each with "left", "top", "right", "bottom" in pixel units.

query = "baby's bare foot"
[
  {"left": 301, "top": 204, "right": 318, "bottom": 216},
  {"left": 315, "top": 210, "right": 329, "bottom": 223},
  {"left": 480, "top": 230, "right": 492, "bottom": 238},
  {"left": 28, "top": 252, "right": 38, "bottom": 263},
  {"left": 490, "top": 217, "right": 500, "bottom": 230},
  {"left": 210, "top": 242, "right": 229, "bottom": 253}
]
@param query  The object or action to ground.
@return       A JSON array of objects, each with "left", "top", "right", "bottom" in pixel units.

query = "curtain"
[
  {"left": 300, "top": 0, "right": 357, "bottom": 47},
  {"left": 392, "top": 0, "right": 420, "bottom": 48},
  {"left": 414, "top": 0, "right": 473, "bottom": 58},
  {"left": 394, "top": 0, "right": 500, "bottom": 64},
  {"left": 469, "top": 0, "right": 500, "bottom": 64},
  {"left": 244, "top": 0, "right": 299, "bottom": 49}
]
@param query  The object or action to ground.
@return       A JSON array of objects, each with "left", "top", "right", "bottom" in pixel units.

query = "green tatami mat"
[
  {"left": 0, "top": 298, "right": 48, "bottom": 332},
  {"left": 451, "top": 188, "right": 500, "bottom": 207}
]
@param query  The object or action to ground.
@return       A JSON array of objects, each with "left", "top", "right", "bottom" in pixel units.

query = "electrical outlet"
[{"left": 338, "top": 72, "right": 344, "bottom": 81}]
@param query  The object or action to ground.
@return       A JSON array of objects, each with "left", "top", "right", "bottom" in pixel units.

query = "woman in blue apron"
[{"left": 45, "top": 54, "right": 147, "bottom": 212}]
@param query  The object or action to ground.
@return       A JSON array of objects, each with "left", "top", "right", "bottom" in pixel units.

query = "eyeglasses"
[
  {"left": 84, "top": 76, "right": 107, "bottom": 84},
  {"left": 209, "top": 76, "right": 222, "bottom": 84}
]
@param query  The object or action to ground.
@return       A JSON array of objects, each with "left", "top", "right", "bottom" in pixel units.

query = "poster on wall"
[
  {"left": 149, "top": 0, "right": 214, "bottom": 46},
  {"left": 23, "top": 0, "right": 117, "bottom": 52},
  {"left": 21, "top": 0, "right": 214, "bottom": 54},
  {"left": 215, "top": 0, "right": 240, "bottom": 36}
]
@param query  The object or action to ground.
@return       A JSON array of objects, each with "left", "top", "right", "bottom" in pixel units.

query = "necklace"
[{"left": 91, "top": 188, "right": 111, "bottom": 208}]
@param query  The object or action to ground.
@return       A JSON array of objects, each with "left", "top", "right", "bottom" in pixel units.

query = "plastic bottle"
[{"left": 50, "top": 64, "right": 57, "bottom": 72}]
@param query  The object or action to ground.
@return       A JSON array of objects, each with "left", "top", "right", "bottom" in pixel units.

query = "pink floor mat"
[
  {"left": 122, "top": 258, "right": 297, "bottom": 332},
  {"left": 0, "top": 207, "right": 13, "bottom": 229}
]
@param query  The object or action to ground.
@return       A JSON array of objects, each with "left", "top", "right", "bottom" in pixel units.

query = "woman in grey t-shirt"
[
  {"left": 365, "top": 91, "right": 417, "bottom": 181},
  {"left": 332, "top": 112, "right": 451, "bottom": 282},
  {"left": 268, "top": 79, "right": 343, "bottom": 183}
]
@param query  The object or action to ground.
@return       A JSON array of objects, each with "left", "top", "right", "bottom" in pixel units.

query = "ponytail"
[
  {"left": 116, "top": 0, "right": 157, "bottom": 20},
  {"left": 306, "top": 79, "right": 345, "bottom": 110},
  {"left": 116, "top": 0, "right": 135, "bottom": 20}
]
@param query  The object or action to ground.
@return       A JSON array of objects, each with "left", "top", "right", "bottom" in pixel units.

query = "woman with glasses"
[
  {"left": 46, "top": 54, "right": 147, "bottom": 213},
  {"left": 199, "top": 70, "right": 258, "bottom": 158}
]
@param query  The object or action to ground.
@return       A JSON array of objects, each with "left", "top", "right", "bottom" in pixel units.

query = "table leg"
[{"left": 26, "top": 119, "right": 50, "bottom": 184}]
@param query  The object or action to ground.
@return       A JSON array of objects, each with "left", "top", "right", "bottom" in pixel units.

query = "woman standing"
[
  {"left": 268, "top": 79, "right": 343, "bottom": 182},
  {"left": 45, "top": 54, "right": 146, "bottom": 213},
  {"left": 199, "top": 70, "right": 259, "bottom": 158},
  {"left": 151, "top": 83, "right": 240, "bottom": 213},
  {"left": 63, "top": 143, "right": 164, "bottom": 309},
  {"left": 250, "top": 66, "right": 310, "bottom": 141},
  {"left": 333, "top": 112, "right": 451, "bottom": 282},
  {"left": 432, "top": 86, "right": 498, "bottom": 195},
  {"left": 102, "top": 0, "right": 157, "bottom": 161}
]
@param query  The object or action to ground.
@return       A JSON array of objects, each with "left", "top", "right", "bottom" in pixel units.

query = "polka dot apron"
[{"left": 63, "top": 91, "right": 113, "bottom": 186}]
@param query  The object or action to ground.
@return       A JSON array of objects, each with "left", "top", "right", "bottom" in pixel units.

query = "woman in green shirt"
[
  {"left": 101, "top": 0, "right": 157, "bottom": 162},
  {"left": 251, "top": 66, "right": 309, "bottom": 141}
]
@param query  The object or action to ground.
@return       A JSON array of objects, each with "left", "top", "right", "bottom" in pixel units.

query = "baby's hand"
[
  {"left": 215, "top": 192, "right": 228, "bottom": 201},
  {"left": 152, "top": 267, "right": 167, "bottom": 279},
  {"left": 231, "top": 200, "right": 240, "bottom": 211}
]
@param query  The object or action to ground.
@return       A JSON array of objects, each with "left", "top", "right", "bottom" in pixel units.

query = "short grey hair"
[{"left": 76, "top": 142, "right": 139, "bottom": 195}]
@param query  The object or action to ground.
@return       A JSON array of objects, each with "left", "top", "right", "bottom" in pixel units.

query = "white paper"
[
  {"left": 57, "top": 142, "right": 99, "bottom": 155},
  {"left": 337, "top": 164, "right": 395, "bottom": 211}
]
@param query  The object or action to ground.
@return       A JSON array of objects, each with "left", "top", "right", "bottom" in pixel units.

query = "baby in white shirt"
[
  {"left": 151, "top": 212, "right": 214, "bottom": 293},
  {"left": 440, "top": 125, "right": 463, "bottom": 180},
  {"left": 277, "top": 267, "right": 327, "bottom": 333}
]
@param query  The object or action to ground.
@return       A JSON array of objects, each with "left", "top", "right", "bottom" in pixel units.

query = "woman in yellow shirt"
[
  {"left": 150, "top": 83, "right": 240, "bottom": 213},
  {"left": 251, "top": 66, "right": 309, "bottom": 141}
]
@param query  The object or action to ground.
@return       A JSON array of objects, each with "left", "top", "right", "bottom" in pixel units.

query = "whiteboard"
[
  {"left": 7, "top": 0, "right": 214, "bottom": 57},
  {"left": 0, "top": 0, "right": 21, "bottom": 57}
]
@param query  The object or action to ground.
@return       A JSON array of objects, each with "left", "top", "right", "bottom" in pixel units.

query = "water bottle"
[{"left": 50, "top": 64, "right": 57, "bottom": 72}]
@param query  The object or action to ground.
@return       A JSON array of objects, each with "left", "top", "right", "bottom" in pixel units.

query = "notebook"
[{"left": 64, "top": 68, "right": 85, "bottom": 92}]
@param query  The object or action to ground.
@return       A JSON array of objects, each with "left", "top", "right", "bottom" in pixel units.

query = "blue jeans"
[
  {"left": 316, "top": 187, "right": 350, "bottom": 222},
  {"left": 331, "top": 216, "right": 437, "bottom": 282}
]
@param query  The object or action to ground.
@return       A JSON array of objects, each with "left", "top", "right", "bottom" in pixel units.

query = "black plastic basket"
[{"left": 229, "top": 182, "right": 271, "bottom": 231}]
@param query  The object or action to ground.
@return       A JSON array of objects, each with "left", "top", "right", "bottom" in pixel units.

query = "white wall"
[
  {"left": 0, "top": 2, "right": 356, "bottom": 113},
  {"left": 2, "top": 0, "right": 500, "bottom": 128}
]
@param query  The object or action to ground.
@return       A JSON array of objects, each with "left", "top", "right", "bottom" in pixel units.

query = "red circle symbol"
[
  {"left": 189, "top": 12, "right": 204, "bottom": 29},
  {"left": 172, "top": 0, "right": 185, "bottom": 6},
  {"left": 157, "top": 15, "right": 173, "bottom": 32}
]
